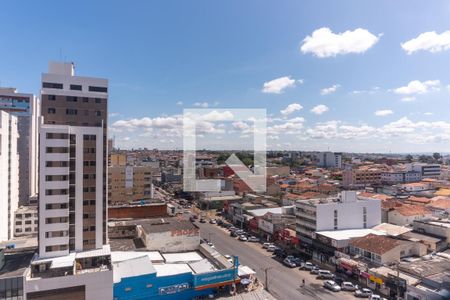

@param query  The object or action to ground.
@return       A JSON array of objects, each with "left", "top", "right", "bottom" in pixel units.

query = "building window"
[
  {"left": 83, "top": 97, "right": 89, "bottom": 102},
  {"left": 95, "top": 110, "right": 102, "bottom": 116},
  {"left": 66, "top": 96, "right": 78, "bottom": 102},
  {"left": 95, "top": 98, "right": 102, "bottom": 103},
  {"left": 48, "top": 108, "right": 56, "bottom": 114},
  {"left": 48, "top": 95, "right": 56, "bottom": 100},
  {"left": 66, "top": 108, "right": 78, "bottom": 115},
  {"left": 43, "top": 82, "right": 63, "bottom": 89},
  {"left": 70, "top": 84, "right": 82, "bottom": 91},
  {"left": 88, "top": 86, "right": 107, "bottom": 93}
]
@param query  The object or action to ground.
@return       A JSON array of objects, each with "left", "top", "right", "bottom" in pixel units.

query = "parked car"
[
  {"left": 291, "top": 257, "right": 303, "bottom": 266},
  {"left": 209, "top": 219, "right": 217, "bottom": 224},
  {"left": 341, "top": 282, "right": 357, "bottom": 291},
  {"left": 230, "top": 231, "right": 238, "bottom": 237},
  {"left": 238, "top": 235, "right": 248, "bottom": 242},
  {"left": 274, "top": 248, "right": 286, "bottom": 258},
  {"left": 310, "top": 266, "right": 320, "bottom": 274},
  {"left": 369, "top": 295, "right": 382, "bottom": 300},
  {"left": 228, "top": 226, "right": 237, "bottom": 232},
  {"left": 217, "top": 219, "right": 223, "bottom": 226},
  {"left": 299, "top": 262, "right": 315, "bottom": 271},
  {"left": 267, "top": 245, "right": 277, "bottom": 252},
  {"left": 235, "top": 230, "right": 245, "bottom": 235},
  {"left": 323, "top": 280, "right": 341, "bottom": 292},
  {"left": 283, "top": 258, "right": 297, "bottom": 268},
  {"left": 248, "top": 236, "right": 260, "bottom": 242},
  {"left": 262, "top": 242, "right": 273, "bottom": 249},
  {"left": 354, "top": 288, "right": 372, "bottom": 298},
  {"left": 199, "top": 218, "right": 206, "bottom": 223},
  {"left": 317, "top": 270, "right": 335, "bottom": 279}
]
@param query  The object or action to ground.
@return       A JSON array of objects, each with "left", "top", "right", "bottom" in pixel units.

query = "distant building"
[
  {"left": 407, "top": 163, "right": 441, "bottom": 179},
  {"left": 381, "top": 170, "right": 421, "bottom": 184},
  {"left": 108, "top": 165, "right": 155, "bottom": 205},
  {"left": 0, "top": 111, "right": 19, "bottom": 242},
  {"left": 313, "top": 152, "right": 342, "bottom": 169},
  {"left": 343, "top": 166, "right": 382, "bottom": 187},
  {"left": 387, "top": 205, "right": 433, "bottom": 226}
]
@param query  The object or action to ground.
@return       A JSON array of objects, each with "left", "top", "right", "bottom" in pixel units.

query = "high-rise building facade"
[
  {"left": 0, "top": 111, "right": 19, "bottom": 241},
  {"left": 0, "top": 88, "right": 39, "bottom": 204},
  {"left": 39, "top": 62, "right": 108, "bottom": 258}
]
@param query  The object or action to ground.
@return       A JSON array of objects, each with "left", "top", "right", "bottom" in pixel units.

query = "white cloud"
[
  {"left": 300, "top": 27, "right": 380, "bottom": 58},
  {"left": 401, "top": 31, "right": 450, "bottom": 54},
  {"left": 280, "top": 103, "right": 303, "bottom": 116},
  {"left": 393, "top": 80, "right": 440, "bottom": 95},
  {"left": 320, "top": 84, "right": 340, "bottom": 95},
  {"left": 424, "top": 112, "right": 433, "bottom": 116},
  {"left": 262, "top": 76, "right": 298, "bottom": 94},
  {"left": 176, "top": 101, "right": 183, "bottom": 106},
  {"left": 310, "top": 104, "right": 329, "bottom": 115},
  {"left": 109, "top": 112, "right": 119, "bottom": 117},
  {"left": 400, "top": 96, "right": 416, "bottom": 102},
  {"left": 193, "top": 102, "right": 209, "bottom": 108},
  {"left": 375, "top": 109, "right": 393, "bottom": 117}
]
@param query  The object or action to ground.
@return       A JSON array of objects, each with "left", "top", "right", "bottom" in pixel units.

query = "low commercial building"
[
  {"left": 112, "top": 244, "right": 240, "bottom": 300},
  {"left": 381, "top": 170, "right": 422, "bottom": 184},
  {"left": 413, "top": 218, "right": 450, "bottom": 245},
  {"left": 349, "top": 234, "right": 427, "bottom": 265},
  {"left": 387, "top": 205, "right": 433, "bottom": 226}
]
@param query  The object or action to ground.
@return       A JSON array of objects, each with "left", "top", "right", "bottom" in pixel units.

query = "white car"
[
  {"left": 341, "top": 281, "right": 357, "bottom": 291},
  {"left": 369, "top": 295, "right": 382, "bottom": 300},
  {"left": 354, "top": 288, "right": 372, "bottom": 298},
  {"left": 238, "top": 235, "right": 248, "bottom": 241},
  {"left": 323, "top": 280, "right": 341, "bottom": 292},
  {"left": 317, "top": 270, "right": 334, "bottom": 279},
  {"left": 267, "top": 245, "right": 277, "bottom": 252},
  {"left": 262, "top": 242, "right": 272, "bottom": 249}
]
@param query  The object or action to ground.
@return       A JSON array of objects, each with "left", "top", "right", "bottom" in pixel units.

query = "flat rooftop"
[
  {"left": 113, "top": 217, "right": 197, "bottom": 234},
  {"left": 0, "top": 251, "right": 34, "bottom": 279},
  {"left": 316, "top": 228, "right": 385, "bottom": 241}
]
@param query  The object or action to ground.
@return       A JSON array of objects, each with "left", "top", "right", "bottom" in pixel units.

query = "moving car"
[
  {"left": 317, "top": 270, "right": 335, "bottom": 279},
  {"left": 238, "top": 235, "right": 248, "bottom": 241},
  {"left": 341, "top": 282, "right": 357, "bottom": 291},
  {"left": 282, "top": 258, "right": 297, "bottom": 268},
  {"left": 323, "top": 280, "right": 341, "bottom": 292},
  {"left": 354, "top": 288, "right": 372, "bottom": 298},
  {"left": 310, "top": 266, "right": 320, "bottom": 274},
  {"left": 299, "top": 262, "right": 315, "bottom": 271}
]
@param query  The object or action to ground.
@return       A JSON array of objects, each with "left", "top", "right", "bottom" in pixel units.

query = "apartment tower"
[
  {"left": 39, "top": 62, "right": 108, "bottom": 258},
  {"left": 0, "top": 88, "right": 39, "bottom": 204},
  {"left": 0, "top": 111, "right": 19, "bottom": 241}
]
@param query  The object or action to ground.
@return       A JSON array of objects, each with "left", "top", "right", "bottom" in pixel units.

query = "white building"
[
  {"left": 0, "top": 88, "right": 40, "bottom": 205},
  {"left": 0, "top": 111, "right": 19, "bottom": 242},
  {"left": 313, "top": 151, "right": 342, "bottom": 169},
  {"left": 38, "top": 62, "right": 108, "bottom": 258},
  {"left": 14, "top": 205, "right": 38, "bottom": 237},
  {"left": 381, "top": 171, "right": 422, "bottom": 184},
  {"left": 407, "top": 163, "right": 441, "bottom": 179},
  {"left": 295, "top": 191, "right": 381, "bottom": 242}
]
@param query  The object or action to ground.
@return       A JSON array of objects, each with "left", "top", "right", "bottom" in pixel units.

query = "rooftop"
[
  {"left": 316, "top": 228, "right": 385, "bottom": 241},
  {"left": 372, "top": 223, "right": 412, "bottom": 236},
  {"left": 350, "top": 234, "right": 401, "bottom": 255},
  {"left": 0, "top": 251, "right": 34, "bottom": 279}
]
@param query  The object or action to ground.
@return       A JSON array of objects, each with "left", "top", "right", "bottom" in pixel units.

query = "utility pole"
[{"left": 263, "top": 267, "right": 272, "bottom": 291}]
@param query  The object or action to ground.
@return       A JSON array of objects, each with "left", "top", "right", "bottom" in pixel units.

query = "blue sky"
[{"left": 2, "top": 1, "right": 450, "bottom": 152}]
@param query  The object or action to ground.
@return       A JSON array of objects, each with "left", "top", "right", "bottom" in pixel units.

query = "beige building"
[
  {"left": 343, "top": 166, "right": 382, "bottom": 187},
  {"left": 110, "top": 153, "right": 127, "bottom": 166},
  {"left": 108, "top": 165, "right": 155, "bottom": 205}
]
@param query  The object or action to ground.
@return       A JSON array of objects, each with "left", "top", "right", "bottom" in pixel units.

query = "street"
[{"left": 196, "top": 221, "right": 356, "bottom": 300}]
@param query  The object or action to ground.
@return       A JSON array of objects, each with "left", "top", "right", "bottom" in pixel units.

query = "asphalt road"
[{"left": 196, "top": 221, "right": 356, "bottom": 300}]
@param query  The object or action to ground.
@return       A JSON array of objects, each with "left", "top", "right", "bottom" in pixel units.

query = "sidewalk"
[{"left": 217, "top": 289, "right": 276, "bottom": 300}]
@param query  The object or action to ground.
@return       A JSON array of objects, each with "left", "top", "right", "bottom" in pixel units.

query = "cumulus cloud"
[
  {"left": 320, "top": 84, "right": 340, "bottom": 95},
  {"left": 393, "top": 80, "right": 440, "bottom": 95},
  {"left": 176, "top": 101, "right": 183, "bottom": 106},
  {"left": 400, "top": 96, "right": 416, "bottom": 102},
  {"left": 262, "top": 76, "right": 298, "bottom": 94},
  {"left": 300, "top": 27, "right": 380, "bottom": 58},
  {"left": 424, "top": 112, "right": 433, "bottom": 116},
  {"left": 280, "top": 103, "right": 303, "bottom": 116},
  {"left": 310, "top": 104, "right": 329, "bottom": 115},
  {"left": 401, "top": 31, "right": 450, "bottom": 54},
  {"left": 375, "top": 109, "right": 393, "bottom": 117},
  {"left": 193, "top": 102, "right": 209, "bottom": 108}
]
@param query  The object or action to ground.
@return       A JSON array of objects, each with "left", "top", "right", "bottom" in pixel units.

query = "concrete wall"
[
  {"left": 144, "top": 230, "right": 200, "bottom": 253},
  {"left": 108, "top": 204, "right": 167, "bottom": 219}
]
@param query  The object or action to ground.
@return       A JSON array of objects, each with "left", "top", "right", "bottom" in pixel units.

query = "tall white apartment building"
[
  {"left": 0, "top": 111, "right": 19, "bottom": 242},
  {"left": 407, "top": 163, "right": 441, "bottom": 179},
  {"left": 295, "top": 191, "right": 381, "bottom": 243},
  {"left": 0, "top": 88, "right": 40, "bottom": 204},
  {"left": 313, "top": 151, "right": 342, "bottom": 169},
  {"left": 38, "top": 62, "right": 108, "bottom": 258}
]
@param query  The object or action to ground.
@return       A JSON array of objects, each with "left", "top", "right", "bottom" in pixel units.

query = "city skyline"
[{"left": 2, "top": 1, "right": 450, "bottom": 152}]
